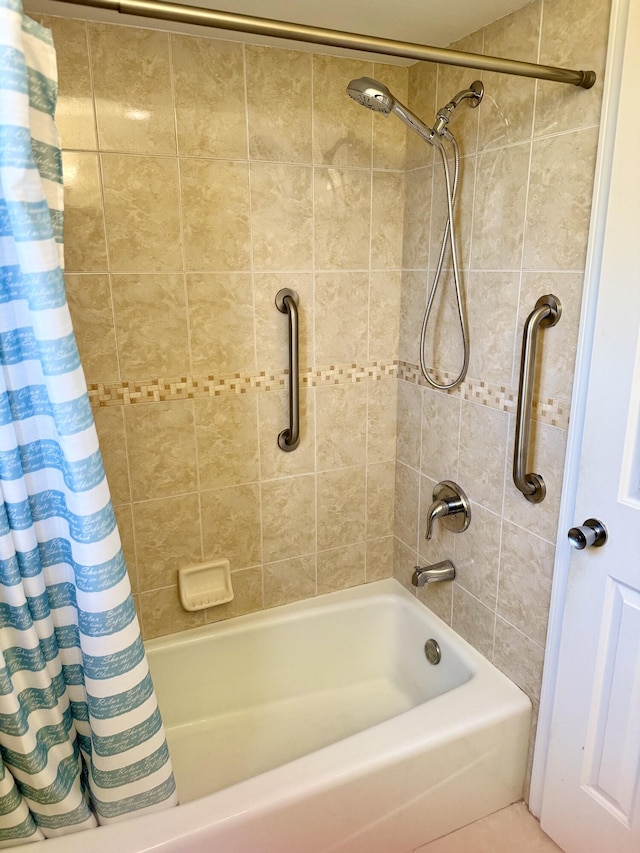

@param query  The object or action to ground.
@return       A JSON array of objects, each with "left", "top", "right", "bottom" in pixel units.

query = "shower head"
[
  {"left": 346, "top": 76, "right": 395, "bottom": 114},
  {"left": 346, "top": 76, "right": 438, "bottom": 146}
]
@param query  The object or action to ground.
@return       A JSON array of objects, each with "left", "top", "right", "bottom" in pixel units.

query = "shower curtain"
[{"left": 0, "top": 0, "right": 177, "bottom": 844}]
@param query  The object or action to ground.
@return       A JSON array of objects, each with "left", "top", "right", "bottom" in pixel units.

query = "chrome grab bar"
[
  {"left": 513, "top": 294, "right": 562, "bottom": 503},
  {"left": 275, "top": 289, "right": 300, "bottom": 452}
]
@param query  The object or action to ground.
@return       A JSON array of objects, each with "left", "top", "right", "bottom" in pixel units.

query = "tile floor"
[{"left": 415, "top": 802, "right": 563, "bottom": 852}]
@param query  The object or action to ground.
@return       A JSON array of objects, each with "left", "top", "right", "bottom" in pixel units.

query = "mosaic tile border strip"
[
  {"left": 397, "top": 361, "right": 571, "bottom": 429},
  {"left": 87, "top": 360, "right": 399, "bottom": 407}
]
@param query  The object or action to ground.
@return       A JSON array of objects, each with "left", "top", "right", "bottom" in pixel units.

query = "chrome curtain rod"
[{"left": 55, "top": 0, "right": 597, "bottom": 88}]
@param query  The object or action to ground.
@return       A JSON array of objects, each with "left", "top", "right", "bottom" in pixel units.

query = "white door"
[{"left": 537, "top": 0, "right": 640, "bottom": 849}]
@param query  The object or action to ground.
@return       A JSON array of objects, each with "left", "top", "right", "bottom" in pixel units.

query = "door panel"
[{"left": 539, "top": 0, "right": 640, "bottom": 849}]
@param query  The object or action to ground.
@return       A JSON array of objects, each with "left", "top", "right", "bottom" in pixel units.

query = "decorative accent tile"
[
  {"left": 397, "top": 361, "right": 570, "bottom": 430},
  {"left": 88, "top": 361, "right": 398, "bottom": 409},
  {"left": 87, "top": 359, "right": 567, "bottom": 428}
]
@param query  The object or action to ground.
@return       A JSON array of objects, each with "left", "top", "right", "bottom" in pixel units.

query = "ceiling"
[{"left": 28, "top": 0, "right": 531, "bottom": 63}]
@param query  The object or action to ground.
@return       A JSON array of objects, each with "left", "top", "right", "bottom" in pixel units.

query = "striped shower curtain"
[{"left": 0, "top": 0, "right": 177, "bottom": 844}]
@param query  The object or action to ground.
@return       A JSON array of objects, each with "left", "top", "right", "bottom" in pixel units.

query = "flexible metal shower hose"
[{"left": 419, "top": 133, "right": 469, "bottom": 391}]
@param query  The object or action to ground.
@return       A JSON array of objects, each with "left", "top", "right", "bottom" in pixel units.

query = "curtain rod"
[{"left": 54, "top": 0, "right": 597, "bottom": 88}]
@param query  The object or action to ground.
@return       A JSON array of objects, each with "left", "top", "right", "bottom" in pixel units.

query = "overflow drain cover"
[{"left": 424, "top": 639, "right": 441, "bottom": 665}]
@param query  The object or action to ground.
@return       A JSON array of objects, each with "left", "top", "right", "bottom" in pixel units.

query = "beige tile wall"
[
  {"left": 41, "top": 0, "right": 612, "bottom": 788},
  {"left": 44, "top": 13, "right": 406, "bottom": 639},
  {"left": 393, "top": 0, "right": 611, "bottom": 796}
]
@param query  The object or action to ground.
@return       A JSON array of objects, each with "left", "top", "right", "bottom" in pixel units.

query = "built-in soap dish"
[{"left": 178, "top": 559, "right": 234, "bottom": 611}]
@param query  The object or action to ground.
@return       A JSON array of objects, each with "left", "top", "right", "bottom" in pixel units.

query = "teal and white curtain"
[{"left": 0, "top": 1, "right": 177, "bottom": 844}]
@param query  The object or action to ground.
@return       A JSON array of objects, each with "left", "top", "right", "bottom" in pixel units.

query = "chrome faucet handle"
[{"left": 425, "top": 481, "right": 471, "bottom": 540}]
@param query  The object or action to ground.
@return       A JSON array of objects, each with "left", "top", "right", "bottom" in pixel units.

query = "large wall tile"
[
  {"left": 366, "top": 461, "right": 395, "bottom": 540},
  {"left": 264, "top": 555, "right": 316, "bottom": 608},
  {"left": 458, "top": 400, "right": 509, "bottom": 514},
  {"left": 250, "top": 162, "right": 313, "bottom": 271},
  {"left": 493, "top": 616, "right": 545, "bottom": 705},
  {"left": 372, "top": 63, "right": 409, "bottom": 171},
  {"left": 180, "top": 159, "right": 250, "bottom": 272},
  {"left": 315, "top": 383, "right": 367, "bottom": 471},
  {"left": 454, "top": 501, "right": 501, "bottom": 608},
  {"left": 416, "top": 579, "right": 452, "bottom": 626},
  {"left": 315, "top": 272, "right": 369, "bottom": 365},
  {"left": 187, "top": 273, "right": 255, "bottom": 375},
  {"left": 246, "top": 46, "right": 312, "bottom": 164},
  {"left": 112, "top": 274, "right": 189, "bottom": 378},
  {"left": 523, "top": 128, "right": 599, "bottom": 271},
  {"left": 466, "top": 271, "right": 519, "bottom": 387},
  {"left": 90, "top": 25, "right": 175, "bottom": 155},
  {"left": 102, "top": 154, "right": 182, "bottom": 272},
  {"left": 114, "top": 504, "right": 137, "bottom": 593},
  {"left": 317, "top": 466, "right": 366, "bottom": 550},
  {"left": 420, "top": 387, "right": 461, "bottom": 484},
  {"left": 366, "top": 537, "right": 394, "bottom": 582},
  {"left": 406, "top": 61, "right": 437, "bottom": 171},
  {"left": 393, "top": 536, "right": 418, "bottom": 593},
  {"left": 498, "top": 522, "right": 555, "bottom": 646},
  {"left": 317, "top": 543, "right": 366, "bottom": 594},
  {"left": 66, "top": 274, "right": 118, "bottom": 383},
  {"left": 124, "top": 401, "right": 197, "bottom": 501},
  {"left": 394, "top": 462, "right": 419, "bottom": 549},
  {"left": 133, "top": 493, "right": 201, "bottom": 592},
  {"left": 396, "top": 379, "right": 422, "bottom": 470},
  {"left": 140, "top": 586, "right": 203, "bottom": 639},
  {"left": 478, "top": 2, "right": 540, "bottom": 151},
  {"left": 172, "top": 35, "right": 247, "bottom": 160},
  {"left": 471, "top": 142, "right": 530, "bottom": 270},
  {"left": 94, "top": 406, "right": 130, "bottom": 505},
  {"left": 314, "top": 168, "right": 371, "bottom": 270},
  {"left": 367, "top": 378, "right": 398, "bottom": 464},
  {"left": 369, "top": 271, "right": 401, "bottom": 363},
  {"left": 371, "top": 171, "right": 405, "bottom": 270},
  {"left": 399, "top": 270, "right": 427, "bottom": 364},
  {"left": 313, "top": 55, "right": 372, "bottom": 168},
  {"left": 62, "top": 152, "right": 108, "bottom": 272},
  {"left": 261, "top": 475, "right": 316, "bottom": 562},
  {"left": 205, "top": 566, "right": 264, "bottom": 624},
  {"left": 402, "top": 166, "right": 432, "bottom": 271},
  {"left": 452, "top": 584, "right": 495, "bottom": 660},
  {"left": 535, "top": 0, "right": 610, "bottom": 137},
  {"left": 201, "top": 483, "right": 262, "bottom": 570},
  {"left": 46, "top": 17, "right": 96, "bottom": 150},
  {"left": 195, "top": 395, "right": 260, "bottom": 490}
]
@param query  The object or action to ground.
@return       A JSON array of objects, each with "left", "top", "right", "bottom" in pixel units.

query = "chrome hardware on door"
[{"left": 568, "top": 518, "right": 608, "bottom": 550}]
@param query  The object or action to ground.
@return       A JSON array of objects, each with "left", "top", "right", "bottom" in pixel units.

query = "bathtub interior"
[{"left": 146, "top": 583, "right": 475, "bottom": 803}]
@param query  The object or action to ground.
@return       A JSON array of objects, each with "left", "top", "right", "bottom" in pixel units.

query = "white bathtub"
[{"left": 33, "top": 578, "right": 531, "bottom": 853}]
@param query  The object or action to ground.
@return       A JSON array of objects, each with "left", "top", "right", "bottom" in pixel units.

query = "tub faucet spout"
[{"left": 412, "top": 560, "right": 456, "bottom": 586}]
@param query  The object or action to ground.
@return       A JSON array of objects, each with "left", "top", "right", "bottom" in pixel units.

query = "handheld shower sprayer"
[
  {"left": 346, "top": 77, "right": 438, "bottom": 146},
  {"left": 346, "top": 77, "right": 484, "bottom": 143},
  {"left": 346, "top": 76, "right": 486, "bottom": 391}
]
